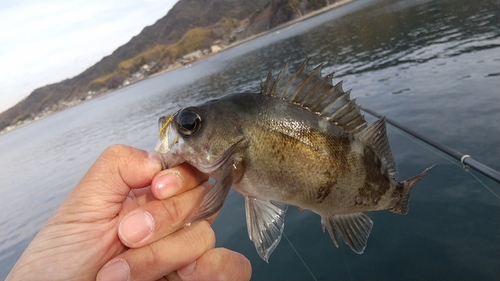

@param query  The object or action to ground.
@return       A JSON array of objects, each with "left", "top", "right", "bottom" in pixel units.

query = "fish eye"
[{"left": 176, "top": 108, "right": 202, "bottom": 137}]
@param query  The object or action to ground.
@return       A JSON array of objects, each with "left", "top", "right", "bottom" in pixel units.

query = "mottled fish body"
[{"left": 155, "top": 59, "right": 432, "bottom": 261}]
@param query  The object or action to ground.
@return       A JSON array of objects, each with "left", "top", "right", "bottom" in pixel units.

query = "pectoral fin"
[
  {"left": 190, "top": 160, "right": 240, "bottom": 222},
  {"left": 321, "top": 212, "right": 373, "bottom": 254},
  {"left": 245, "top": 197, "right": 288, "bottom": 262}
]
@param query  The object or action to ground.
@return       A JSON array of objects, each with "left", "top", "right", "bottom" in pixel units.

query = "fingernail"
[
  {"left": 147, "top": 152, "right": 163, "bottom": 171},
  {"left": 119, "top": 211, "right": 154, "bottom": 244},
  {"left": 153, "top": 171, "right": 182, "bottom": 199},
  {"left": 97, "top": 259, "right": 130, "bottom": 281},
  {"left": 178, "top": 261, "right": 196, "bottom": 278}
]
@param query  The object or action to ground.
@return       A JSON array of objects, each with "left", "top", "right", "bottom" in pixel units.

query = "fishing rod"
[{"left": 361, "top": 106, "right": 500, "bottom": 183}]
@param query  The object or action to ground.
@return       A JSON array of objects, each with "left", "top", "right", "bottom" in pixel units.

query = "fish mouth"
[
  {"left": 155, "top": 114, "right": 246, "bottom": 173},
  {"left": 155, "top": 114, "right": 185, "bottom": 168},
  {"left": 158, "top": 152, "right": 185, "bottom": 170},
  {"left": 155, "top": 114, "right": 179, "bottom": 153},
  {"left": 158, "top": 114, "right": 174, "bottom": 139}
]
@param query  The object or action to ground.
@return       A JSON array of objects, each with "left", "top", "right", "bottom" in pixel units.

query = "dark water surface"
[{"left": 1, "top": 0, "right": 499, "bottom": 279}]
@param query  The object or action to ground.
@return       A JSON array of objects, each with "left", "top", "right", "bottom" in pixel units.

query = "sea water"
[{"left": 1, "top": 0, "right": 499, "bottom": 279}]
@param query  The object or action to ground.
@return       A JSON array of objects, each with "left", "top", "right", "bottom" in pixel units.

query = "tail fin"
[{"left": 390, "top": 165, "right": 434, "bottom": 215}]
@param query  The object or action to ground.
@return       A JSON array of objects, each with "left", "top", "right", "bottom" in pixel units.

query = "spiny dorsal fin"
[
  {"left": 270, "top": 60, "right": 292, "bottom": 98},
  {"left": 355, "top": 117, "right": 399, "bottom": 179},
  {"left": 261, "top": 59, "right": 367, "bottom": 134}
]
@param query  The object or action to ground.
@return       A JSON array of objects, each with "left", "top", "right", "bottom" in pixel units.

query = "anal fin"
[
  {"left": 321, "top": 212, "right": 373, "bottom": 254},
  {"left": 245, "top": 197, "right": 288, "bottom": 262}
]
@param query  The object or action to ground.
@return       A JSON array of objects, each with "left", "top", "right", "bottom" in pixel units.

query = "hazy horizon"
[{"left": 0, "top": 0, "right": 178, "bottom": 113}]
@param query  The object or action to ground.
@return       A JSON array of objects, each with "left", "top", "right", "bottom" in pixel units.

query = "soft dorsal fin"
[
  {"left": 261, "top": 59, "right": 367, "bottom": 134},
  {"left": 355, "top": 117, "right": 399, "bottom": 179}
]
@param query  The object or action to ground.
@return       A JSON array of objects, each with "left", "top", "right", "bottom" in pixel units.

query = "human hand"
[{"left": 6, "top": 145, "right": 251, "bottom": 281}]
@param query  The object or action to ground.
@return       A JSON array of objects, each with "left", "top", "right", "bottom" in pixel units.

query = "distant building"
[
  {"left": 211, "top": 45, "right": 222, "bottom": 53},
  {"left": 182, "top": 50, "right": 203, "bottom": 61}
]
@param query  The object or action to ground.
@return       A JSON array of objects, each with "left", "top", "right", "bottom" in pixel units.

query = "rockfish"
[{"left": 155, "top": 59, "right": 433, "bottom": 262}]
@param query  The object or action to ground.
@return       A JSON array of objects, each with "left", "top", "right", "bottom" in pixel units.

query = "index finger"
[
  {"left": 151, "top": 163, "right": 208, "bottom": 200},
  {"left": 65, "top": 145, "right": 162, "bottom": 210}
]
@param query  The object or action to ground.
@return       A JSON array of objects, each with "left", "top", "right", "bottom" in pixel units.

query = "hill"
[{"left": 0, "top": 0, "right": 332, "bottom": 133}]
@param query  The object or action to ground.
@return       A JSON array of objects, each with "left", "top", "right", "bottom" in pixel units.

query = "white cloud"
[{"left": 0, "top": 0, "right": 178, "bottom": 113}]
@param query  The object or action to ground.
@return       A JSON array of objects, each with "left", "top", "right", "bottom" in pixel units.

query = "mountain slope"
[{"left": 0, "top": 0, "right": 329, "bottom": 132}]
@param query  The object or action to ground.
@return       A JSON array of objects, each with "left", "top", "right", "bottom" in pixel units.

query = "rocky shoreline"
[{"left": 0, "top": 0, "right": 354, "bottom": 136}]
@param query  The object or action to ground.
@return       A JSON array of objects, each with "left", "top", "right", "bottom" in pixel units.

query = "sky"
[{"left": 0, "top": 0, "right": 178, "bottom": 113}]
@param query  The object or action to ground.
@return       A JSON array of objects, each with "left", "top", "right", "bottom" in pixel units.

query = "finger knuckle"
[
  {"left": 161, "top": 198, "right": 183, "bottom": 225},
  {"left": 197, "top": 221, "right": 216, "bottom": 248},
  {"left": 104, "top": 144, "right": 128, "bottom": 156},
  {"left": 215, "top": 249, "right": 252, "bottom": 281}
]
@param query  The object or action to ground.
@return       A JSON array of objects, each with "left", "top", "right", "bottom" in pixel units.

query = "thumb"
[{"left": 65, "top": 144, "right": 162, "bottom": 211}]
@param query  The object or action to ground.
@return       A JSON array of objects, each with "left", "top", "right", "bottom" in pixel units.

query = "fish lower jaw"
[{"left": 158, "top": 153, "right": 185, "bottom": 169}]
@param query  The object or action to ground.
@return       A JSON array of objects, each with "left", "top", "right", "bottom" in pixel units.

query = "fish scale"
[{"left": 155, "top": 58, "right": 433, "bottom": 262}]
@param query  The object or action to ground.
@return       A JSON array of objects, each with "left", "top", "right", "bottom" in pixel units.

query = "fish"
[{"left": 155, "top": 58, "right": 433, "bottom": 262}]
